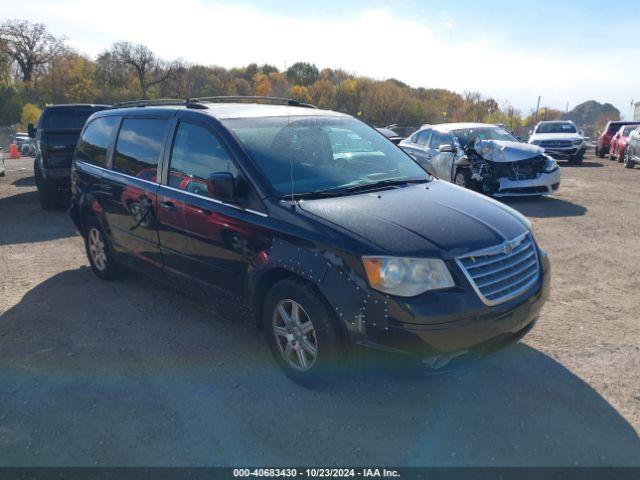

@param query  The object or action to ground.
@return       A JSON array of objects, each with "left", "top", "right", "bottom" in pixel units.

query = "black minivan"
[{"left": 69, "top": 97, "right": 550, "bottom": 384}]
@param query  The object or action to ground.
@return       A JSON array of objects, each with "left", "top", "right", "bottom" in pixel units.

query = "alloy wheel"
[
  {"left": 272, "top": 299, "right": 318, "bottom": 372},
  {"left": 88, "top": 227, "right": 107, "bottom": 271}
]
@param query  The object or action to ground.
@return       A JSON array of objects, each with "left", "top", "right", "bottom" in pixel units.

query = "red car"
[
  {"left": 609, "top": 125, "right": 638, "bottom": 162},
  {"left": 597, "top": 121, "right": 640, "bottom": 158}
]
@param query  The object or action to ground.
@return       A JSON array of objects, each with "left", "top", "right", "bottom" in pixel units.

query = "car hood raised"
[
  {"left": 297, "top": 180, "right": 529, "bottom": 257},
  {"left": 473, "top": 139, "right": 544, "bottom": 162}
]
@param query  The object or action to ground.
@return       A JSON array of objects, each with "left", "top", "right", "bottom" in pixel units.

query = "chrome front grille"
[
  {"left": 540, "top": 139, "right": 572, "bottom": 148},
  {"left": 456, "top": 233, "right": 540, "bottom": 306}
]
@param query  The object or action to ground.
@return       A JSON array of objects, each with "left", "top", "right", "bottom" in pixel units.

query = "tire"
[
  {"left": 624, "top": 151, "right": 635, "bottom": 169},
  {"left": 264, "top": 277, "right": 343, "bottom": 386},
  {"left": 608, "top": 150, "right": 616, "bottom": 161},
  {"left": 453, "top": 169, "right": 473, "bottom": 189},
  {"left": 569, "top": 154, "right": 583, "bottom": 165},
  {"left": 84, "top": 216, "right": 121, "bottom": 280},
  {"left": 34, "top": 167, "right": 61, "bottom": 210},
  {"left": 617, "top": 149, "right": 625, "bottom": 163},
  {"left": 597, "top": 147, "right": 605, "bottom": 158}
]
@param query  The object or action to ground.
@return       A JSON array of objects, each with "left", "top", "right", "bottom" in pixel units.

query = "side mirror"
[
  {"left": 528, "top": 130, "right": 533, "bottom": 135},
  {"left": 207, "top": 172, "right": 237, "bottom": 201},
  {"left": 438, "top": 144, "right": 455, "bottom": 153},
  {"left": 28, "top": 123, "right": 37, "bottom": 138}
]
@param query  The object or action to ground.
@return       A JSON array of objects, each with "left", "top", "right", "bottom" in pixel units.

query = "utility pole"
[{"left": 534, "top": 96, "right": 541, "bottom": 125}]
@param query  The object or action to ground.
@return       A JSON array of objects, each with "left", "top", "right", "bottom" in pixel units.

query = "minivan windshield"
[
  {"left": 224, "top": 116, "right": 428, "bottom": 197},
  {"left": 536, "top": 122, "right": 577, "bottom": 134},
  {"left": 451, "top": 127, "right": 517, "bottom": 148}
]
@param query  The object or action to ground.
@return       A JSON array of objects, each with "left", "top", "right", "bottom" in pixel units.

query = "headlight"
[
  {"left": 572, "top": 138, "right": 583, "bottom": 145},
  {"left": 542, "top": 156, "right": 558, "bottom": 173},
  {"left": 362, "top": 257, "right": 454, "bottom": 297}
]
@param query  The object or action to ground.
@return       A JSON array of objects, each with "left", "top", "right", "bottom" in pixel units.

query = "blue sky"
[{"left": 1, "top": 0, "right": 637, "bottom": 117}]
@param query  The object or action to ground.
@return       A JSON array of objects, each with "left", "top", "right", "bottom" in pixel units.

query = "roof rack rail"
[
  {"left": 189, "top": 96, "right": 317, "bottom": 109},
  {"left": 111, "top": 99, "right": 208, "bottom": 109}
]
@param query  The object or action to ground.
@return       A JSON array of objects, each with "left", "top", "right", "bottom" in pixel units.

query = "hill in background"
[{"left": 562, "top": 100, "right": 620, "bottom": 137}]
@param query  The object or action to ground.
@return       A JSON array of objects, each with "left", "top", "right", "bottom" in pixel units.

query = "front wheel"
[
  {"left": 454, "top": 169, "right": 473, "bottom": 189},
  {"left": 264, "top": 278, "right": 343, "bottom": 386}
]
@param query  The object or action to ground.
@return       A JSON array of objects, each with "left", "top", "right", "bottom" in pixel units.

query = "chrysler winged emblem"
[{"left": 503, "top": 242, "right": 513, "bottom": 255}]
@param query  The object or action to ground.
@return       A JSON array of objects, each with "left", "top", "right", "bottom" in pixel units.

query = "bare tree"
[
  {"left": 110, "top": 42, "right": 175, "bottom": 97},
  {"left": 0, "top": 20, "right": 66, "bottom": 83}
]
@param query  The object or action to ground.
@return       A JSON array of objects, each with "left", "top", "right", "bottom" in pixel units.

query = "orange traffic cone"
[{"left": 9, "top": 143, "right": 20, "bottom": 159}]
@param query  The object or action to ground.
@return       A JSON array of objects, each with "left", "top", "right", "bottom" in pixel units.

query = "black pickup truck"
[{"left": 30, "top": 104, "right": 109, "bottom": 209}]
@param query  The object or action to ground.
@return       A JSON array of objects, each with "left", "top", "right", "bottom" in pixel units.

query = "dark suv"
[
  {"left": 69, "top": 97, "right": 550, "bottom": 384},
  {"left": 30, "top": 104, "right": 109, "bottom": 208}
]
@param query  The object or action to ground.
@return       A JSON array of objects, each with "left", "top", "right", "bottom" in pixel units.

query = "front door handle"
[
  {"left": 160, "top": 201, "right": 177, "bottom": 212},
  {"left": 187, "top": 204, "right": 211, "bottom": 216}
]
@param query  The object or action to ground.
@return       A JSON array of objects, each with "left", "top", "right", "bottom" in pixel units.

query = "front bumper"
[
  {"left": 492, "top": 168, "right": 561, "bottom": 197},
  {"left": 542, "top": 145, "right": 586, "bottom": 160},
  {"left": 355, "top": 249, "right": 550, "bottom": 359}
]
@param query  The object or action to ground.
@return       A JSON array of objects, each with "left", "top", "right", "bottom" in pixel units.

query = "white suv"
[{"left": 528, "top": 120, "right": 586, "bottom": 164}]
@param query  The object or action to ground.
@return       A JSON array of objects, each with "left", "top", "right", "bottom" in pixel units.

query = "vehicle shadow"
[
  {"left": 11, "top": 175, "right": 36, "bottom": 187},
  {"left": 502, "top": 196, "right": 587, "bottom": 218},
  {"left": 1, "top": 267, "right": 638, "bottom": 466},
  {"left": 0, "top": 189, "right": 77, "bottom": 245},
  {"left": 560, "top": 160, "right": 605, "bottom": 168}
]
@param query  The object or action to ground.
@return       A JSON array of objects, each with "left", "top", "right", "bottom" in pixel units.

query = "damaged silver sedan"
[{"left": 400, "top": 123, "right": 561, "bottom": 197}]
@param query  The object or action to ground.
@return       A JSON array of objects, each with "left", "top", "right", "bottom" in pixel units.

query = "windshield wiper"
[
  {"left": 329, "top": 178, "right": 429, "bottom": 195},
  {"left": 281, "top": 178, "right": 429, "bottom": 201}
]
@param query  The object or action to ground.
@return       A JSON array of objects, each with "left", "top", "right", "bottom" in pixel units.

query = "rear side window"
[
  {"left": 42, "top": 107, "right": 106, "bottom": 129},
  {"left": 75, "top": 116, "right": 119, "bottom": 168},
  {"left": 113, "top": 118, "right": 168, "bottom": 178},
  {"left": 168, "top": 122, "right": 237, "bottom": 197}
]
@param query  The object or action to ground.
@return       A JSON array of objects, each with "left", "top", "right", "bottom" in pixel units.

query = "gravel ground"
[{"left": 0, "top": 154, "right": 639, "bottom": 467}]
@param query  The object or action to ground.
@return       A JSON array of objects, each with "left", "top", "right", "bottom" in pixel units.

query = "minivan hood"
[
  {"left": 474, "top": 139, "right": 543, "bottom": 162},
  {"left": 297, "top": 180, "right": 528, "bottom": 257}
]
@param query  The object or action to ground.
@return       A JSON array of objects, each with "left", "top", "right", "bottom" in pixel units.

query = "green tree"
[
  {"left": 286, "top": 62, "right": 319, "bottom": 86},
  {"left": 0, "top": 83, "right": 22, "bottom": 125}
]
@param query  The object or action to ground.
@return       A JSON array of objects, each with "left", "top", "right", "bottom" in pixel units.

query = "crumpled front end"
[{"left": 464, "top": 140, "right": 561, "bottom": 196}]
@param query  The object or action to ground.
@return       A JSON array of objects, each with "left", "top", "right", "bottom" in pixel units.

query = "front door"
[{"left": 158, "top": 119, "right": 265, "bottom": 294}]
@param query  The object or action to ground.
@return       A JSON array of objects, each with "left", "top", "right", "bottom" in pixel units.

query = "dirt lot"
[{"left": 0, "top": 154, "right": 639, "bottom": 466}]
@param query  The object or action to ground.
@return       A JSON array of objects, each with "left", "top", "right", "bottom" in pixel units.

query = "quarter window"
[
  {"left": 416, "top": 130, "right": 431, "bottom": 146},
  {"left": 113, "top": 118, "right": 168, "bottom": 178},
  {"left": 75, "top": 116, "right": 119, "bottom": 168},
  {"left": 169, "top": 122, "right": 237, "bottom": 198}
]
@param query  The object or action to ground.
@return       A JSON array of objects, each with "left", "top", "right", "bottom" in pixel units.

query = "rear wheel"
[
  {"left": 84, "top": 217, "right": 121, "bottom": 280},
  {"left": 264, "top": 278, "right": 343, "bottom": 386},
  {"left": 34, "top": 162, "right": 61, "bottom": 209},
  {"left": 624, "top": 151, "right": 635, "bottom": 169}
]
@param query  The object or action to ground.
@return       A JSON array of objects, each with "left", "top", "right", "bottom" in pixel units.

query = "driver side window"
[{"left": 169, "top": 122, "right": 238, "bottom": 198}]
